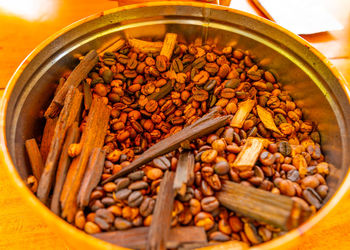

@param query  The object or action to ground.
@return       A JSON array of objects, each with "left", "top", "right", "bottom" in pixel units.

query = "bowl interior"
[{"left": 3, "top": 2, "right": 350, "bottom": 246}]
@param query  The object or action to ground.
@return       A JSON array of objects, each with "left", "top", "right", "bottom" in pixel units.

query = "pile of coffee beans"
[{"left": 56, "top": 38, "right": 329, "bottom": 246}]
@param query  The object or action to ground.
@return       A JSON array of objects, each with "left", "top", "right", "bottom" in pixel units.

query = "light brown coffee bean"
[{"left": 114, "top": 218, "right": 132, "bottom": 230}]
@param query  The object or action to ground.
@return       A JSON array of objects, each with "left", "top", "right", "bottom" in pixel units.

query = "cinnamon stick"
[
  {"left": 128, "top": 38, "right": 163, "bottom": 54},
  {"left": 173, "top": 151, "right": 194, "bottom": 196},
  {"left": 83, "top": 81, "right": 92, "bottom": 110},
  {"left": 25, "top": 138, "right": 44, "bottom": 180},
  {"left": 93, "top": 226, "right": 207, "bottom": 249},
  {"left": 98, "top": 37, "right": 125, "bottom": 56},
  {"left": 160, "top": 33, "right": 177, "bottom": 60},
  {"left": 102, "top": 114, "right": 232, "bottom": 184},
  {"left": 147, "top": 171, "right": 175, "bottom": 250},
  {"left": 37, "top": 87, "right": 83, "bottom": 204},
  {"left": 77, "top": 148, "right": 105, "bottom": 208},
  {"left": 230, "top": 99, "right": 255, "bottom": 128},
  {"left": 40, "top": 78, "right": 66, "bottom": 162},
  {"left": 257, "top": 105, "right": 282, "bottom": 134},
  {"left": 40, "top": 118, "right": 58, "bottom": 163},
  {"left": 216, "top": 180, "right": 311, "bottom": 230},
  {"left": 233, "top": 137, "right": 268, "bottom": 171},
  {"left": 45, "top": 50, "right": 98, "bottom": 118},
  {"left": 50, "top": 122, "right": 80, "bottom": 215},
  {"left": 60, "top": 97, "right": 110, "bottom": 222}
]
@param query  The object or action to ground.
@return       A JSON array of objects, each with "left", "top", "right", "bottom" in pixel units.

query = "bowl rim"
[{"left": 0, "top": 1, "right": 349, "bottom": 249}]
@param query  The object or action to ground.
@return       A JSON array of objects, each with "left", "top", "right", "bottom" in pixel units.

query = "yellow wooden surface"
[{"left": 0, "top": 0, "right": 349, "bottom": 249}]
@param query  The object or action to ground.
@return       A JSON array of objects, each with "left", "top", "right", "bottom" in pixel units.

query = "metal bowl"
[{"left": 1, "top": 2, "right": 349, "bottom": 249}]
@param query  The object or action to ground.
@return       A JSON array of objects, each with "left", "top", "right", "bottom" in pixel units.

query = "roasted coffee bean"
[
  {"left": 153, "top": 156, "right": 171, "bottom": 170},
  {"left": 259, "top": 150, "right": 275, "bottom": 166},
  {"left": 214, "top": 161, "right": 230, "bottom": 175},
  {"left": 128, "top": 191, "right": 144, "bottom": 207},
  {"left": 101, "top": 197, "right": 116, "bottom": 206},
  {"left": 178, "top": 187, "right": 194, "bottom": 202},
  {"left": 194, "top": 212, "right": 214, "bottom": 231},
  {"left": 316, "top": 185, "right": 328, "bottom": 199},
  {"left": 96, "top": 208, "right": 115, "bottom": 224},
  {"left": 84, "top": 221, "right": 101, "bottom": 234},
  {"left": 303, "top": 188, "right": 322, "bottom": 209},
  {"left": 114, "top": 218, "right": 132, "bottom": 230},
  {"left": 209, "top": 231, "right": 231, "bottom": 241},
  {"left": 115, "top": 188, "right": 132, "bottom": 200},
  {"left": 127, "top": 171, "right": 144, "bottom": 181},
  {"left": 229, "top": 216, "right": 243, "bottom": 233},
  {"left": 128, "top": 181, "right": 149, "bottom": 190},
  {"left": 193, "top": 89, "right": 209, "bottom": 101},
  {"left": 115, "top": 177, "right": 131, "bottom": 191},
  {"left": 278, "top": 141, "right": 292, "bottom": 156},
  {"left": 287, "top": 169, "right": 300, "bottom": 182},
  {"left": 140, "top": 197, "right": 155, "bottom": 217},
  {"left": 156, "top": 55, "right": 168, "bottom": 72},
  {"left": 244, "top": 223, "right": 263, "bottom": 244},
  {"left": 201, "top": 196, "right": 219, "bottom": 212}
]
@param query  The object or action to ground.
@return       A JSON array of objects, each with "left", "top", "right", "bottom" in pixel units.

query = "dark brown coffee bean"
[
  {"left": 172, "top": 58, "right": 183, "bottom": 73},
  {"left": 95, "top": 217, "right": 110, "bottom": 230},
  {"left": 201, "top": 180, "right": 214, "bottom": 196},
  {"left": 140, "top": 197, "right": 155, "bottom": 217},
  {"left": 193, "top": 89, "right": 209, "bottom": 102},
  {"left": 128, "top": 191, "right": 144, "bottom": 207},
  {"left": 278, "top": 141, "right": 292, "bottom": 156},
  {"left": 114, "top": 218, "right": 132, "bottom": 230},
  {"left": 90, "top": 200, "right": 104, "bottom": 212},
  {"left": 201, "top": 196, "right": 219, "bottom": 212},
  {"left": 114, "top": 177, "right": 131, "bottom": 191},
  {"left": 156, "top": 55, "right": 168, "bottom": 72},
  {"left": 128, "top": 181, "right": 149, "bottom": 190},
  {"left": 287, "top": 169, "right": 300, "bottom": 182},
  {"left": 96, "top": 208, "right": 115, "bottom": 224},
  {"left": 214, "top": 161, "right": 230, "bottom": 175},
  {"left": 115, "top": 188, "right": 132, "bottom": 200},
  {"left": 220, "top": 88, "right": 235, "bottom": 99},
  {"left": 204, "top": 78, "right": 217, "bottom": 91},
  {"left": 101, "top": 197, "right": 116, "bottom": 206},
  {"left": 127, "top": 171, "right": 144, "bottom": 181},
  {"left": 153, "top": 156, "right": 170, "bottom": 170},
  {"left": 303, "top": 188, "right": 322, "bottom": 209}
]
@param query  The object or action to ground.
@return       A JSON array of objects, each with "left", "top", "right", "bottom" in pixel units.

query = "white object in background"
[{"left": 230, "top": 0, "right": 344, "bottom": 35}]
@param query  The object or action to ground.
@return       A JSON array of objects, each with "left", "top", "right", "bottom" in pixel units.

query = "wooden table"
[{"left": 0, "top": 0, "right": 349, "bottom": 249}]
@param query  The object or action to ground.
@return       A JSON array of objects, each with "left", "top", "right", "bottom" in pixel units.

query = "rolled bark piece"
[
  {"left": 77, "top": 148, "right": 105, "bottom": 208},
  {"left": 60, "top": 97, "right": 110, "bottom": 223},
  {"left": 174, "top": 151, "right": 195, "bottom": 196},
  {"left": 160, "top": 33, "right": 178, "bottom": 60},
  {"left": 25, "top": 138, "right": 44, "bottom": 181},
  {"left": 128, "top": 38, "right": 163, "bottom": 54},
  {"left": 216, "top": 180, "right": 312, "bottom": 231},
  {"left": 93, "top": 226, "right": 207, "bottom": 249},
  {"left": 147, "top": 171, "right": 175, "bottom": 250},
  {"left": 50, "top": 122, "right": 80, "bottom": 215},
  {"left": 37, "top": 87, "right": 83, "bottom": 204},
  {"left": 44, "top": 50, "right": 98, "bottom": 118}
]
